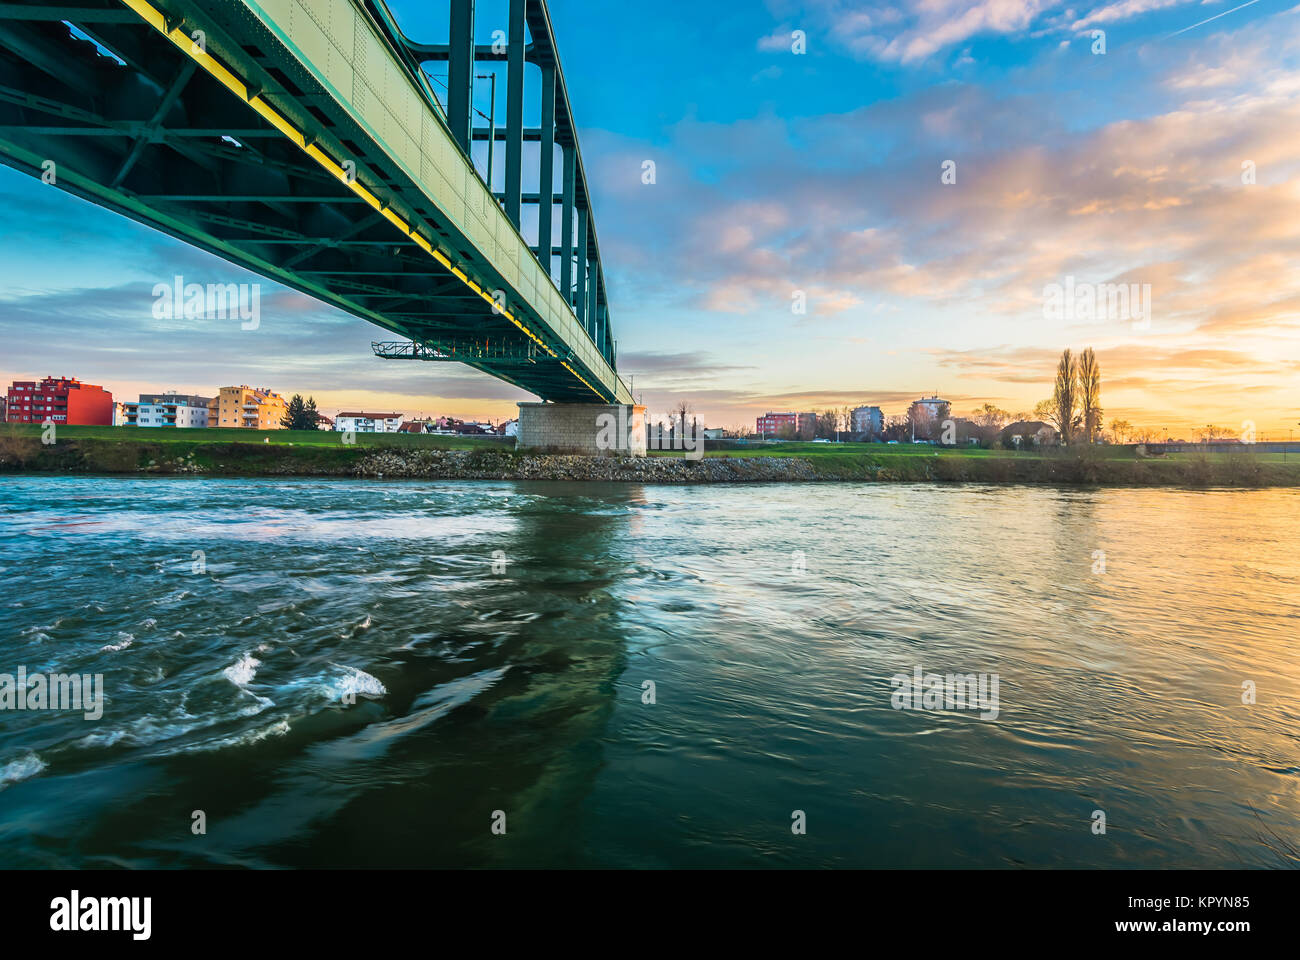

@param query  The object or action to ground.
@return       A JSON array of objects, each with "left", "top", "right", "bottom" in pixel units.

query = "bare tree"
[
  {"left": 1077, "top": 348, "right": 1102, "bottom": 444},
  {"left": 882, "top": 415, "right": 909, "bottom": 442},
  {"left": 969, "top": 403, "right": 1010, "bottom": 447},
  {"left": 669, "top": 400, "right": 693, "bottom": 439},
  {"left": 1052, "top": 349, "right": 1078, "bottom": 445}
]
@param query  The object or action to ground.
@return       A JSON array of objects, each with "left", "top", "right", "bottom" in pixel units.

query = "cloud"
[
  {"left": 757, "top": 27, "right": 798, "bottom": 51},
  {"left": 599, "top": 7, "right": 1300, "bottom": 347},
  {"left": 0, "top": 281, "right": 534, "bottom": 413},
  {"left": 764, "top": 0, "right": 1271, "bottom": 65},
  {"left": 588, "top": 6, "right": 1300, "bottom": 428},
  {"left": 927, "top": 341, "right": 1300, "bottom": 433},
  {"left": 1071, "top": 0, "right": 1189, "bottom": 31},
  {"left": 791, "top": 0, "right": 1057, "bottom": 64}
]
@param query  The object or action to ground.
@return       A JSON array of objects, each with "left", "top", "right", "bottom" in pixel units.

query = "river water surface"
[{"left": 0, "top": 476, "right": 1297, "bottom": 867}]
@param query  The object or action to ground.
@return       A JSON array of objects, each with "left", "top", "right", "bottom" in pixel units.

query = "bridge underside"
[{"left": 0, "top": 0, "right": 630, "bottom": 404}]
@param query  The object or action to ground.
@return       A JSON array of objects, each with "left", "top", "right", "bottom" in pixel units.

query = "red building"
[
  {"left": 756, "top": 411, "right": 798, "bottom": 437},
  {"left": 5, "top": 376, "right": 114, "bottom": 425}
]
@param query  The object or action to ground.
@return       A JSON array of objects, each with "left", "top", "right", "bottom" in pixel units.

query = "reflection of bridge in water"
[{"left": 0, "top": 0, "right": 634, "bottom": 420}]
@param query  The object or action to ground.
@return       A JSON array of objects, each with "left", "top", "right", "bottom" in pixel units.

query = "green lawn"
[
  {"left": 7, "top": 423, "right": 507, "bottom": 450},
  {"left": 673, "top": 440, "right": 1300, "bottom": 464},
  {"left": 691, "top": 441, "right": 1022, "bottom": 459},
  {"left": 14, "top": 426, "right": 1298, "bottom": 463},
  {"left": 8, "top": 425, "right": 1299, "bottom": 485},
  {"left": 1160, "top": 449, "right": 1297, "bottom": 463},
  {"left": 670, "top": 440, "right": 1068, "bottom": 461}
]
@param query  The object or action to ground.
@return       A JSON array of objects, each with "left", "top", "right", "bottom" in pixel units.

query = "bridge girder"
[{"left": 0, "top": 0, "right": 629, "bottom": 403}]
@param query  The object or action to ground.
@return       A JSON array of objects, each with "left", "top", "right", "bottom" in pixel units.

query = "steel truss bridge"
[{"left": 0, "top": 0, "right": 632, "bottom": 403}]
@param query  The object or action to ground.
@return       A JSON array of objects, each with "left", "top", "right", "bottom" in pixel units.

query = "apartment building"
[
  {"left": 5, "top": 376, "right": 113, "bottom": 425},
  {"left": 755, "top": 411, "right": 817, "bottom": 438},
  {"left": 912, "top": 396, "right": 950, "bottom": 420},
  {"left": 756, "top": 412, "right": 798, "bottom": 437},
  {"left": 121, "top": 391, "right": 213, "bottom": 428},
  {"left": 852, "top": 405, "right": 884, "bottom": 435},
  {"left": 209, "top": 385, "right": 288, "bottom": 429}
]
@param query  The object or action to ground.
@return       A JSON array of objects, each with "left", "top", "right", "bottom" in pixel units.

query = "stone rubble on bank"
[{"left": 353, "top": 448, "right": 822, "bottom": 482}]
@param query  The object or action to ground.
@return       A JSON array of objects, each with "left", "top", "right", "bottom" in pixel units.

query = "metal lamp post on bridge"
[{"left": 475, "top": 73, "right": 497, "bottom": 194}]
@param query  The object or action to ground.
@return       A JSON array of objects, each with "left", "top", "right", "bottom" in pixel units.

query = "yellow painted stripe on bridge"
[{"left": 560, "top": 362, "right": 600, "bottom": 397}]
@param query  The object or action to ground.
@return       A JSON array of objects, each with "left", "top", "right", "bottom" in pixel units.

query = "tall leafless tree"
[
  {"left": 1077, "top": 348, "right": 1102, "bottom": 444},
  {"left": 1052, "top": 349, "right": 1078, "bottom": 445}
]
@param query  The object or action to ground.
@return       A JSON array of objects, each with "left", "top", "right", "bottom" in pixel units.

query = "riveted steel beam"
[{"left": 446, "top": 0, "right": 474, "bottom": 154}]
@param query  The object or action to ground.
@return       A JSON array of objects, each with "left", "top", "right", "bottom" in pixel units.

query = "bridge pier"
[{"left": 516, "top": 402, "right": 647, "bottom": 456}]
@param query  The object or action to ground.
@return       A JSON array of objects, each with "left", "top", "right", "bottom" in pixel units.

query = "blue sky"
[{"left": 2, "top": 0, "right": 1298, "bottom": 435}]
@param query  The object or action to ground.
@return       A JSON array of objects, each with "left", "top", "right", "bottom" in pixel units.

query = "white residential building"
[
  {"left": 913, "top": 396, "right": 950, "bottom": 420},
  {"left": 334, "top": 411, "right": 404, "bottom": 433},
  {"left": 122, "top": 391, "right": 212, "bottom": 428}
]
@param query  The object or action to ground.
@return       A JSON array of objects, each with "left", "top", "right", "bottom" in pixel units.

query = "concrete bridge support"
[{"left": 516, "top": 402, "right": 647, "bottom": 456}]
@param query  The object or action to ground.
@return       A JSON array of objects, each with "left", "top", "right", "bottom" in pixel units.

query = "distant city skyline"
[{"left": 2, "top": 0, "right": 1297, "bottom": 436}]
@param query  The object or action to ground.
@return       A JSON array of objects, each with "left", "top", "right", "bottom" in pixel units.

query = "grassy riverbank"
[{"left": 2, "top": 425, "right": 1298, "bottom": 486}]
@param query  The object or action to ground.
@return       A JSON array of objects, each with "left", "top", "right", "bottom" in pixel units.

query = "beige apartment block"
[{"left": 210, "top": 385, "right": 288, "bottom": 429}]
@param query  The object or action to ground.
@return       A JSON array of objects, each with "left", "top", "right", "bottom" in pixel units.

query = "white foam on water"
[
  {"left": 332, "top": 664, "right": 385, "bottom": 700},
  {"left": 237, "top": 692, "right": 275, "bottom": 715},
  {"left": 0, "top": 753, "right": 46, "bottom": 789},
  {"left": 100, "top": 632, "right": 134, "bottom": 652},
  {"left": 162, "top": 718, "right": 292, "bottom": 755},
  {"left": 277, "top": 664, "right": 387, "bottom": 705},
  {"left": 21, "top": 618, "right": 62, "bottom": 636},
  {"left": 224, "top": 652, "right": 260, "bottom": 687},
  {"left": 74, "top": 693, "right": 275, "bottom": 750},
  {"left": 341, "top": 614, "right": 373, "bottom": 639}
]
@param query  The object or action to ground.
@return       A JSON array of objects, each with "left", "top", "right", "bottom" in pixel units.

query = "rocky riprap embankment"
[{"left": 353, "top": 448, "right": 821, "bottom": 482}]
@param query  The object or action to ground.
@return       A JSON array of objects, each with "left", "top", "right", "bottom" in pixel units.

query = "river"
[{"left": 1, "top": 476, "right": 1296, "bottom": 867}]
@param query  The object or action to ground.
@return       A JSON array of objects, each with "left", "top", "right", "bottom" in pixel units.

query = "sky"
[{"left": 2, "top": 0, "right": 1298, "bottom": 438}]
